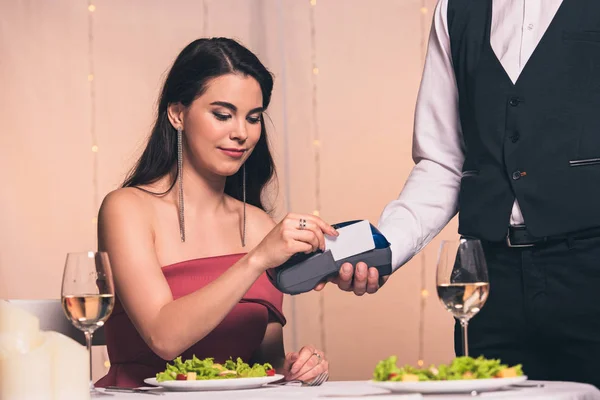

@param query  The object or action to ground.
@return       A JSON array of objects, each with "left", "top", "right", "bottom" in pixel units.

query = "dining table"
[{"left": 98, "top": 380, "right": 600, "bottom": 400}]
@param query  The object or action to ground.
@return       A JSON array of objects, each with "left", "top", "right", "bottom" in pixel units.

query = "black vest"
[{"left": 448, "top": 0, "right": 600, "bottom": 241}]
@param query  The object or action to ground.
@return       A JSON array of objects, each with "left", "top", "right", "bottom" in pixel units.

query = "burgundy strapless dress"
[{"left": 95, "top": 253, "right": 285, "bottom": 388}]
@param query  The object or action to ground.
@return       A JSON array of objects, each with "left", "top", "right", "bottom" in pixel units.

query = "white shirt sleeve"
[{"left": 378, "top": 0, "right": 465, "bottom": 271}]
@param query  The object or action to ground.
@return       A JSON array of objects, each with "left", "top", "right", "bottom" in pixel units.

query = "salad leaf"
[
  {"left": 373, "top": 356, "right": 401, "bottom": 381},
  {"left": 156, "top": 356, "right": 274, "bottom": 382},
  {"left": 372, "top": 356, "right": 523, "bottom": 382}
]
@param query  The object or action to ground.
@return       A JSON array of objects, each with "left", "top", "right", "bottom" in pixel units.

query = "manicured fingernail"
[
  {"left": 343, "top": 264, "right": 352, "bottom": 273},
  {"left": 369, "top": 269, "right": 376, "bottom": 278}
]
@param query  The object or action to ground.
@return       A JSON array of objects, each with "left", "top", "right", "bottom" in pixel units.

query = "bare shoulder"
[
  {"left": 99, "top": 187, "right": 149, "bottom": 220},
  {"left": 97, "top": 187, "right": 156, "bottom": 244},
  {"left": 246, "top": 203, "right": 276, "bottom": 235}
]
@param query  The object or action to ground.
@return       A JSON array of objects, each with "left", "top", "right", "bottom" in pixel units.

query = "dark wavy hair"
[{"left": 122, "top": 37, "right": 276, "bottom": 211}]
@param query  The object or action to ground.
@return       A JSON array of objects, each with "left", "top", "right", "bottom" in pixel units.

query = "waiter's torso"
[{"left": 448, "top": 0, "right": 600, "bottom": 241}]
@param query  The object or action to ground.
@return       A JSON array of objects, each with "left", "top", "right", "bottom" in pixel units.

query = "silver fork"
[
  {"left": 510, "top": 383, "right": 545, "bottom": 388},
  {"left": 468, "top": 382, "right": 545, "bottom": 397},
  {"left": 267, "top": 372, "right": 329, "bottom": 387},
  {"left": 104, "top": 386, "right": 164, "bottom": 396},
  {"left": 304, "top": 372, "right": 329, "bottom": 387}
]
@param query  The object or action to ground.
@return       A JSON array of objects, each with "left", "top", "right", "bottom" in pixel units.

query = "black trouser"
[{"left": 454, "top": 235, "right": 600, "bottom": 387}]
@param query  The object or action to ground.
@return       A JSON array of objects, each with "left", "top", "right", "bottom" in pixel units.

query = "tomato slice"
[
  {"left": 388, "top": 373, "right": 398, "bottom": 379},
  {"left": 266, "top": 369, "right": 275, "bottom": 376},
  {"left": 176, "top": 373, "right": 187, "bottom": 380}
]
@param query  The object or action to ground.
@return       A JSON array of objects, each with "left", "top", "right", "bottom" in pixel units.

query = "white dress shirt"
[{"left": 378, "top": 0, "right": 564, "bottom": 271}]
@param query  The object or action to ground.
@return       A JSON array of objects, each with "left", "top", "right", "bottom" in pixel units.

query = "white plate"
[
  {"left": 368, "top": 376, "right": 527, "bottom": 394},
  {"left": 144, "top": 374, "right": 284, "bottom": 391}
]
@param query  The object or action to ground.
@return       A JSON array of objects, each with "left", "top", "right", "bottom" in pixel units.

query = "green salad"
[
  {"left": 156, "top": 356, "right": 275, "bottom": 382},
  {"left": 373, "top": 356, "right": 523, "bottom": 382}
]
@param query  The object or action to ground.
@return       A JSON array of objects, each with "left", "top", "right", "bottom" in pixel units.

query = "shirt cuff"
[{"left": 378, "top": 218, "right": 419, "bottom": 273}]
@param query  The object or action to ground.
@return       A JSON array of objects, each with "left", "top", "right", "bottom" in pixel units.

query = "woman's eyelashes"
[
  {"left": 213, "top": 112, "right": 231, "bottom": 121},
  {"left": 212, "top": 111, "right": 262, "bottom": 124},
  {"left": 247, "top": 114, "right": 262, "bottom": 124}
]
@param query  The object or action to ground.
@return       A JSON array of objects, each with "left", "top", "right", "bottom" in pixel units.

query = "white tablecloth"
[{"left": 99, "top": 380, "right": 600, "bottom": 400}]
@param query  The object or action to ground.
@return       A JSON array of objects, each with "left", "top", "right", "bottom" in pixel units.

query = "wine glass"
[
  {"left": 436, "top": 238, "right": 489, "bottom": 357},
  {"left": 61, "top": 251, "right": 115, "bottom": 396}
]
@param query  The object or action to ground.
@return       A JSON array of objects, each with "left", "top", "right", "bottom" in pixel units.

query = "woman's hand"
[
  {"left": 282, "top": 345, "right": 329, "bottom": 383},
  {"left": 248, "top": 213, "right": 338, "bottom": 271}
]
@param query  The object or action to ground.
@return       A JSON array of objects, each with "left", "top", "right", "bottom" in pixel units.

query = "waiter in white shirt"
[{"left": 320, "top": 0, "right": 600, "bottom": 387}]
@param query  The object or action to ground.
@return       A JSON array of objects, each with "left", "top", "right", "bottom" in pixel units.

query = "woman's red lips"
[{"left": 219, "top": 147, "right": 246, "bottom": 158}]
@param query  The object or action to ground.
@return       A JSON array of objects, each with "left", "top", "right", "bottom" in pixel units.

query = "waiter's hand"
[{"left": 313, "top": 262, "right": 389, "bottom": 296}]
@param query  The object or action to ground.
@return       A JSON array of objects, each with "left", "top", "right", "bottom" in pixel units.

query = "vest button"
[
  {"left": 509, "top": 97, "right": 520, "bottom": 106},
  {"left": 510, "top": 132, "right": 520, "bottom": 143},
  {"left": 512, "top": 171, "right": 522, "bottom": 180}
]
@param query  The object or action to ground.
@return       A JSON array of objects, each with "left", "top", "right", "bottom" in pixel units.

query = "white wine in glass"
[
  {"left": 61, "top": 252, "right": 115, "bottom": 396},
  {"left": 62, "top": 294, "right": 115, "bottom": 331},
  {"left": 436, "top": 238, "right": 489, "bottom": 357}
]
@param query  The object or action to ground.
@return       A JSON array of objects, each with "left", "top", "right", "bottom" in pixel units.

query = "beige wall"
[{"left": 0, "top": 0, "right": 458, "bottom": 381}]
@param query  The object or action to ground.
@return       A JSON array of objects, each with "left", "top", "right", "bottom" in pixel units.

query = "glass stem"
[
  {"left": 84, "top": 331, "right": 95, "bottom": 390},
  {"left": 460, "top": 319, "right": 469, "bottom": 357}
]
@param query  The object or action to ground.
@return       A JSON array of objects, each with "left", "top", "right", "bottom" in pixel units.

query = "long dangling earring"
[
  {"left": 177, "top": 127, "right": 186, "bottom": 242},
  {"left": 242, "top": 163, "right": 246, "bottom": 247}
]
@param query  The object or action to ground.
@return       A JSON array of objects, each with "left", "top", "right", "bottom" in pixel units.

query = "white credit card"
[{"left": 324, "top": 220, "right": 375, "bottom": 261}]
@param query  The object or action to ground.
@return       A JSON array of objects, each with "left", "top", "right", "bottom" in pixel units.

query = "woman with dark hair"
[{"left": 95, "top": 37, "right": 333, "bottom": 388}]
